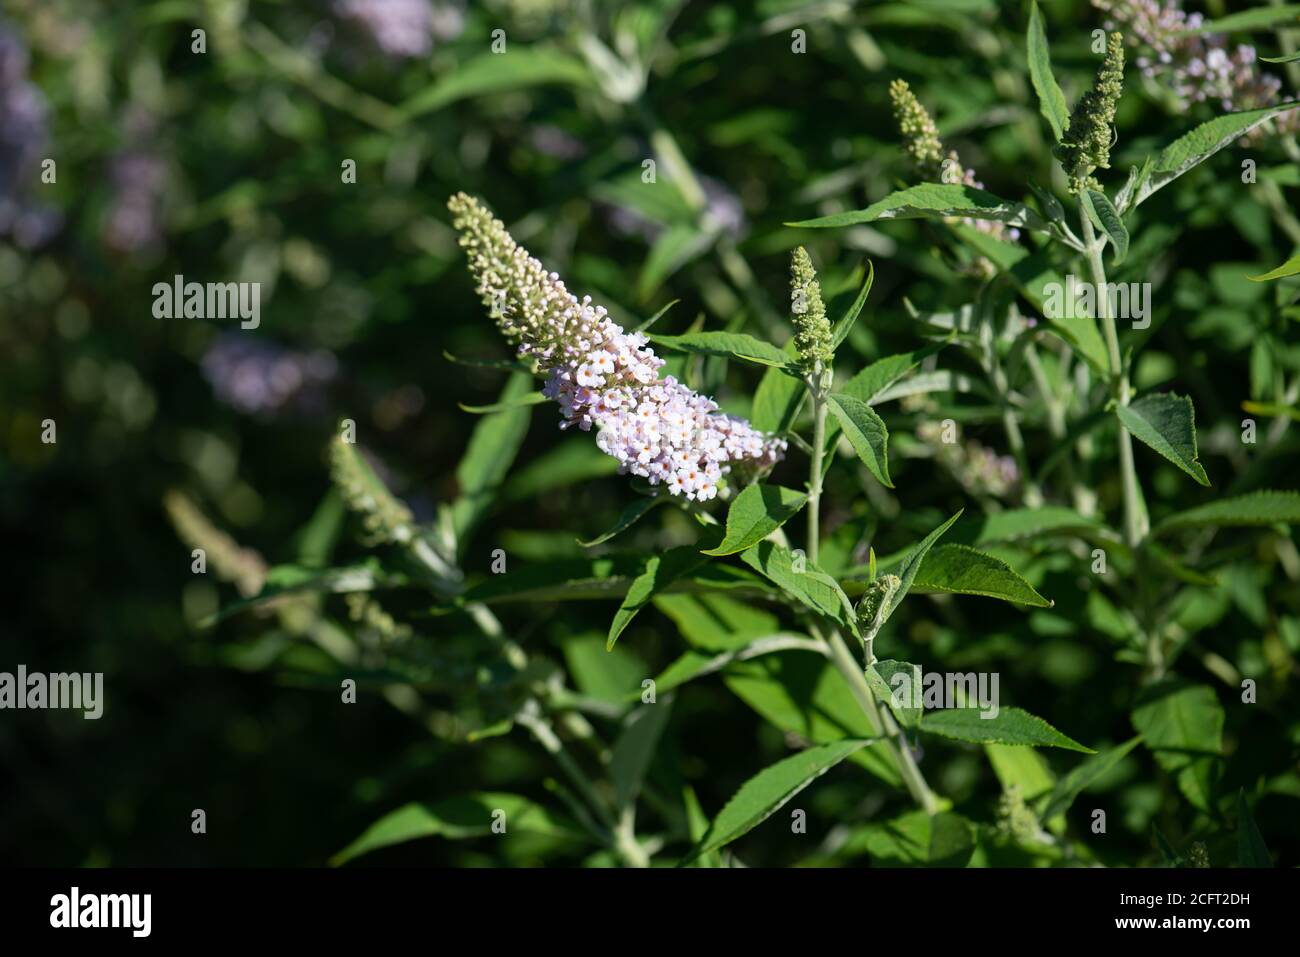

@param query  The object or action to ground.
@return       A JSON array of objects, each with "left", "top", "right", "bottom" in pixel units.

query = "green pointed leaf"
[
  {"left": 839, "top": 343, "right": 949, "bottom": 406},
  {"left": 399, "top": 47, "right": 594, "bottom": 119},
  {"left": 750, "top": 340, "right": 805, "bottom": 432},
  {"left": 578, "top": 495, "right": 672, "bottom": 547},
  {"left": 865, "top": 659, "right": 923, "bottom": 730},
  {"left": 634, "top": 298, "right": 681, "bottom": 333},
  {"left": 611, "top": 699, "right": 674, "bottom": 812},
  {"left": 1082, "top": 189, "right": 1129, "bottom": 264},
  {"left": 1152, "top": 490, "right": 1300, "bottom": 536},
  {"left": 1132, "top": 681, "right": 1224, "bottom": 757},
  {"left": 608, "top": 544, "right": 712, "bottom": 649},
  {"left": 649, "top": 331, "right": 794, "bottom": 370},
  {"left": 883, "top": 509, "right": 964, "bottom": 622},
  {"left": 452, "top": 371, "right": 535, "bottom": 543},
  {"left": 909, "top": 544, "right": 1052, "bottom": 607},
  {"left": 1247, "top": 254, "right": 1300, "bottom": 281},
  {"left": 739, "top": 540, "right": 857, "bottom": 628},
  {"left": 723, "top": 653, "right": 902, "bottom": 787},
  {"left": 1262, "top": 51, "right": 1300, "bottom": 64},
  {"left": 826, "top": 393, "right": 893, "bottom": 488},
  {"left": 1195, "top": 6, "right": 1300, "bottom": 32},
  {"left": 1134, "top": 104, "right": 1300, "bottom": 207},
  {"left": 1027, "top": 1, "right": 1069, "bottom": 141},
  {"left": 457, "top": 391, "right": 549, "bottom": 414},
  {"left": 920, "top": 708, "right": 1093, "bottom": 752},
  {"left": 1236, "top": 790, "right": 1272, "bottom": 867},
  {"left": 1117, "top": 393, "right": 1211, "bottom": 486},
  {"left": 789, "top": 184, "right": 1049, "bottom": 234},
  {"left": 1038, "top": 737, "right": 1141, "bottom": 821},
  {"left": 683, "top": 739, "right": 872, "bottom": 864},
  {"left": 705, "top": 484, "right": 808, "bottom": 556},
  {"left": 971, "top": 506, "right": 1105, "bottom": 544},
  {"left": 831, "top": 260, "right": 874, "bottom": 349},
  {"left": 332, "top": 793, "right": 588, "bottom": 865}
]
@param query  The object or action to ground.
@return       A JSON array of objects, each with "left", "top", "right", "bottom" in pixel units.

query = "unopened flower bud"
[
  {"left": 1055, "top": 32, "right": 1125, "bottom": 193},
  {"left": 789, "top": 247, "right": 833, "bottom": 372}
]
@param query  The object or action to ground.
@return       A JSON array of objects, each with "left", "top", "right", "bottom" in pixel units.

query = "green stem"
[
  {"left": 807, "top": 386, "right": 827, "bottom": 563},
  {"left": 821, "top": 626, "right": 938, "bottom": 815},
  {"left": 1079, "top": 203, "right": 1145, "bottom": 547}
]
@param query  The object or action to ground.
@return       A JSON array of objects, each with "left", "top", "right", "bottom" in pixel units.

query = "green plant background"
[{"left": 2, "top": 0, "right": 1298, "bottom": 867}]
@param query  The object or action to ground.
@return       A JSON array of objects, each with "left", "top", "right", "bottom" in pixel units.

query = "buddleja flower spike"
[{"left": 448, "top": 193, "right": 786, "bottom": 502}]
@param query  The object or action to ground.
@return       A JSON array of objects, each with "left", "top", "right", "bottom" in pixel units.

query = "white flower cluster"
[{"left": 449, "top": 193, "right": 786, "bottom": 500}]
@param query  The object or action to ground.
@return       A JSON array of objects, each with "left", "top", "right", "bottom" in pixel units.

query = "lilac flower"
[
  {"left": 333, "top": 0, "right": 437, "bottom": 59},
  {"left": 201, "top": 334, "right": 339, "bottom": 417},
  {"left": 102, "top": 149, "right": 168, "bottom": 256},
  {"left": 1094, "top": 0, "right": 1298, "bottom": 135},
  {"left": 449, "top": 192, "right": 786, "bottom": 501},
  {"left": 0, "top": 19, "right": 61, "bottom": 249}
]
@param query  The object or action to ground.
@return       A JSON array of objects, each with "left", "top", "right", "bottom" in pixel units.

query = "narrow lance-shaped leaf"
[
  {"left": 1152, "top": 490, "right": 1300, "bottom": 536},
  {"left": 882, "top": 509, "right": 963, "bottom": 622},
  {"left": 1117, "top": 392, "right": 1211, "bottom": 486},
  {"left": 704, "top": 484, "right": 808, "bottom": 556},
  {"left": 608, "top": 542, "right": 714, "bottom": 649},
  {"left": 789, "top": 184, "right": 1050, "bottom": 234},
  {"left": 331, "top": 794, "right": 589, "bottom": 865},
  {"left": 1082, "top": 189, "right": 1128, "bottom": 264},
  {"left": 1027, "top": 1, "right": 1069, "bottom": 141},
  {"left": 451, "top": 371, "right": 535, "bottom": 545},
  {"left": 578, "top": 495, "right": 672, "bottom": 547},
  {"left": 648, "top": 331, "right": 795, "bottom": 371},
  {"left": 831, "top": 260, "right": 874, "bottom": 349},
  {"left": 1247, "top": 254, "right": 1300, "bottom": 282},
  {"left": 1236, "top": 790, "right": 1272, "bottom": 867},
  {"left": 920, "top": 708, "right": 1093, "bottom": 753},
  {"left": 1038, "top": 737, "right": 1141, "bottom": 821},
  {"left": 826, "top": 393, "right": 893, "bottom": 488},
  {"left": 751, "top": 339, "right": 804, "bottom": 433},
  {"left": 681, "top": 739, "right": 872, "bottom": 864},
  {"left": 909, "top": 544, "right": 1052, "bottom": 607},
  {"left": 1134, "top": 103, "right": 1300, "bottom": 207},
  {"left": 611, "top": 698, "right": 674, "bottom": 812},
  {"left": 1194, "top": 6, "right": 1300, "bottom": 33}
]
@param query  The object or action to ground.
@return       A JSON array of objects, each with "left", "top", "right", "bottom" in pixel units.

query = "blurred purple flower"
[
  {"left": 0, "top": 19, "right": 61, "bottom": 249},
  {"left": 102, "top": 149, "right": 168, "bottom": 256},
  {"left": 333, "top": 0, "right": 444, "bottom": 59},
  {"left": 1095, "top": 0, "right": 1299, "bottom": 137},
  {"left": 201, "top": 334, "right": 340, "bottom": 417}
]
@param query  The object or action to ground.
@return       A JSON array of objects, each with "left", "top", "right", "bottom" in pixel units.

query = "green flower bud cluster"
[
  {"left": 1055, "top": 32, "right": 1125, "bottom": 193},
  {"left": 329, "top": 434, "right": 415, "bottom": 546},
  {"left": 163, "top": 489, "right": 267, "bottom": 598},
  {"left": 889, "top": 79, "right": 946, "bottom": 177},
  {"left": 995, "top": 785, "right": 1042, "bottom": 843},
  {"left": 346, "top": 592, "right": 413, "bottom": 645},
  {"left": 856, "top": 573, "right": 902, "bottom": 645},
  {"left": 789, "top": 246, "right": 833, "bottom": 372}
]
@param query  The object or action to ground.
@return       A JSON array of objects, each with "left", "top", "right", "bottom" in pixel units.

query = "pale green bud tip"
[
  {"left": 856, "top": 573, "right": 902, "bottom": 635},
  {"left": 996, "top": 785, "right": 1041, "bottom": 843},
  {"left": 889, "top": 78, "right": 945, "bottom": 177},
  {"left": 1056, "top": 32, "right": 1125, "bottom": 193},
  {"left": 328, "top": 435, "right": 413, "bottom": 546},
  {"left": 789, "top": 246, "right": 832, "bottom": 369}
]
